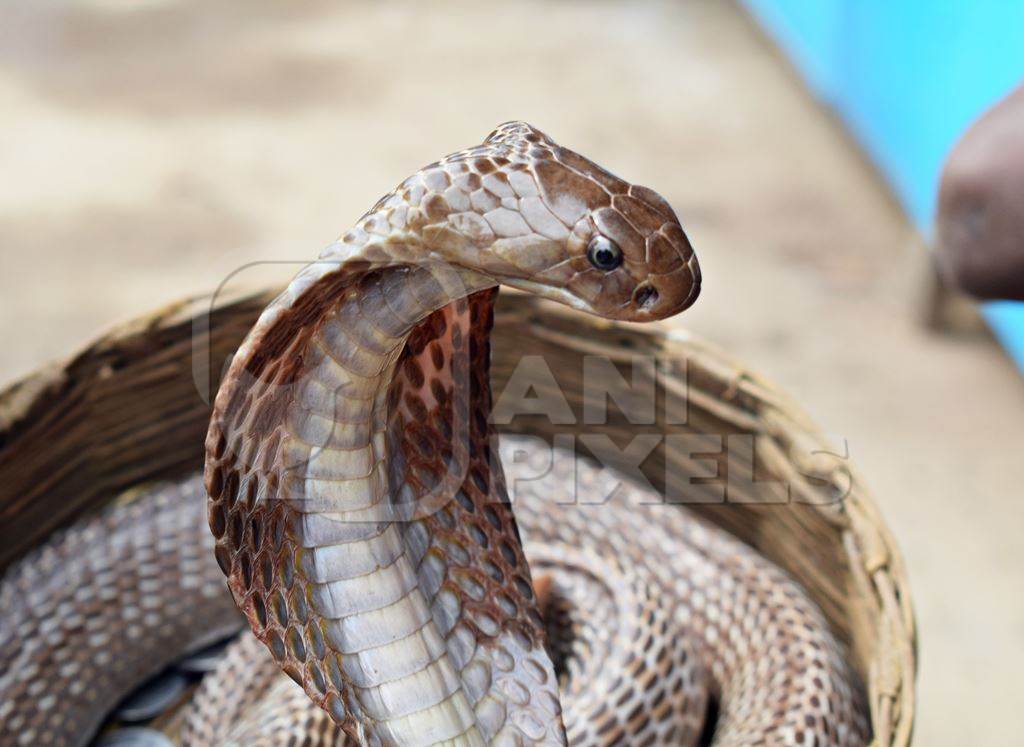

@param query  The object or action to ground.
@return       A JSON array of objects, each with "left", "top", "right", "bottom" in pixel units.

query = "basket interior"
[{"left": 0, "top": 287, "right": 917, "bottom": 744}]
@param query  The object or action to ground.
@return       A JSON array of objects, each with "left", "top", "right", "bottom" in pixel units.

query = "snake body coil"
[{"left": 0, "top": 123, "right": 869, "bottom": 746}]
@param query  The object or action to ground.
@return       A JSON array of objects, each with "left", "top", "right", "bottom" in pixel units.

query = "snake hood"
[{"left": 205, "top": 122, "right": 701, "bottom": 745}]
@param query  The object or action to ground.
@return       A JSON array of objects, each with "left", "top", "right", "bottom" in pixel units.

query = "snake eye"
[{"left": 586, "top": 236, "right": 623, "bottom": 271}]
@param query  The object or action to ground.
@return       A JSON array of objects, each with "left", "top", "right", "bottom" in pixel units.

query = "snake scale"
[{"left": 0, "top": 123, "right": 868, "bottom": 746}]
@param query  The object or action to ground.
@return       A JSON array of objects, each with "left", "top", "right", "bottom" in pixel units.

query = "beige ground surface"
[{"left": 1, "top": 0, "right": 1022, "bottom": 743}]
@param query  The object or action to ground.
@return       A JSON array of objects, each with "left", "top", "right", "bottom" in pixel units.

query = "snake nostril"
[{"left": 634, "top": 285, "right": 659, "bottom": 310}]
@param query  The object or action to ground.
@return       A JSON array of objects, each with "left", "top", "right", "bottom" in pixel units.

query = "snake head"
[{"left": 412, "top": 121, "right": 701, "bottom": 322}]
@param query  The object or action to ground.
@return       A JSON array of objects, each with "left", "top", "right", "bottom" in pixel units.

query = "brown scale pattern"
[
  {"left": 206, "top": 270, "right": 562, "bottom": 743},
  {"left": 0, "top": 453, "right": 867, "bottom": 746},
  {"left": 388, "top": 290, "right": 546, "bottom": 654},
  {"left": 185, "top": 435, "right": 869, "bottom": 746},
  {"left": 184, "top": 632, "right": 348, "bottom": 747},
  {"left": 507, "top": 444, "right": 871, "bottom": 746},
  {"left": 0, "top": 481, "right": 242, "bottom": 747},
  {"left": 382, "top": 290, "right": 563, "bottom": 740},
  {"left": 181, "top": 630, "right": 284, "bottom": 745},
  {"left": 205, "top": 272, "right": 372, "bottom": 740}
]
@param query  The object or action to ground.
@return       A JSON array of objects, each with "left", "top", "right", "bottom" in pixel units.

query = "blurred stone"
[
  {"left": 936, "top": 83, "right": 1024, "bottom": 300},
  {"left": 114, "top": 671, "right": 187, "bottom": 723},
  {"left": 94, "top": 727, "right": 174, "bottom": 747},
  {"left": 176, "top": 636, "right": 235, "bottom": 675}
]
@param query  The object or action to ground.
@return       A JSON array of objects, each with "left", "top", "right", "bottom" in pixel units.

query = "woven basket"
[{"left": 0, "top": 288, "right": 917, "bottom": 745}]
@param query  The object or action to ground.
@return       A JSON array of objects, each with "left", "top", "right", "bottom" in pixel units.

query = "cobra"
[{"left": 0, "top": 123, "right": 869, "bottom": 746}]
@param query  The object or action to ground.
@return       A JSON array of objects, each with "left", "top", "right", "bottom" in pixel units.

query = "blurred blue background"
[{"left": 744, "top": 0, "right": 1024, "bottom": 368}]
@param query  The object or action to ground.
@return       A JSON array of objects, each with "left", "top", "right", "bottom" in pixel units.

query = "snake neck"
[
  {"left": 277, "top": 262, "right": 494, "bottom": 522},
  {"left": 208, "top": 258, "right": 566, "bottom": 745}
]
